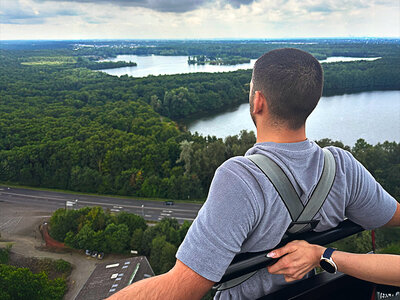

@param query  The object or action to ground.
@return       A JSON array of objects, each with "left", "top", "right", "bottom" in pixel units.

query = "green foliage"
[
  {"left": 116, "top": 212, "right": 147, "bottom": 234},
  {"left": 51, "top": 206, "right": 143, "bottom": 253},
  {"left": 75, "top": 57, "right": 137, "bottom": 70},
  {"left": 149, "top": 235, "right": 177, "bottom": 275},
  {"left": 316, "top": 138, "right": 400, "bottom": 200},
  {"left": 375, "top": 227, "right": 400, "bottom": 250},
  {"left": 329, "top": 227, "right": 400, "bottom": 255},
  {"left": 0, "top": 244, "right": 12, "bottom": 264},
  {"left": 329, "top": 231, "right": 373, "bottom": 254},
  {"left": 377, "top": 242, "right": 400, "bottom": 255},
  {"left": 49, "top": 207, "right": 91, "bottom": 242},
  {"left": 351, "top": 139, "right": 400, "bottom": 200},
  {"left": 0, "top": 264, "right": 67, "bottom": 300},
  {"left": 130, "top": 228, "right": 144, "bottom": 251},
  {"left": 52, "top": 259, "right": 72, "bottom": 274},
  {"left": 103, "top": 223, "right": 131, "bottom": 253}
]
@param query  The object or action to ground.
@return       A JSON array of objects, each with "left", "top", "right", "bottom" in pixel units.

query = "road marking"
[
  {"left": 14, "top": 216, "right": 22, "bottom": 228},
  {"left": 0, "top": 216, "right": 23, "bottom": 231},
  {"left": 0, "top": 218, "right": 14, "bottom": 230}
]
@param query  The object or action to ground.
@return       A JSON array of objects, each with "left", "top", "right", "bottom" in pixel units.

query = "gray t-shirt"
[{"left": 176, "top": 140, "right": 397, "bottom": 299}]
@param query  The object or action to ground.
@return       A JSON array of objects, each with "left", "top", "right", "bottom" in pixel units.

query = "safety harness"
[{"left": 216, "top": 148, "right": 337, "bottom": 291}]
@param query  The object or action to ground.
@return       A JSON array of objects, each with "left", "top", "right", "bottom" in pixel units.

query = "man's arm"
[
  {"left": 384, "top": 202, "right": 400, "bottom": 227},
  {"left": 107, "top": 259, "right": 214, "bottom": 300}
]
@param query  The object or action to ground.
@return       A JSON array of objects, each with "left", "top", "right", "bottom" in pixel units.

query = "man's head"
[{"left": 250, "top": 48, "right": 323, "bottom": 130}]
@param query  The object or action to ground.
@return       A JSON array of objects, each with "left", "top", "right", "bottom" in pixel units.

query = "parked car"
[
  {"left": 165, "top": 201, "right": 174, "bottom": 205},
  {"left": 97, "top": 252, "right": 104, "bottom": 260},
  {"left": 85, "top": 249, "right": 91, "bottom": 256},
  {"left": 91, "top": 251, "right": 98, "bottom": 258}
]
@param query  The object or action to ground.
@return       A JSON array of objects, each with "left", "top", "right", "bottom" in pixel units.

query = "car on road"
[{"left": 165, "top": 201, "right": 174, "bottom": 205}]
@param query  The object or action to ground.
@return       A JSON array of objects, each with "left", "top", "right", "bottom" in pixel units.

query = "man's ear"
[{"left": 252, "top": 91, "right": 267, "bottom": 115}]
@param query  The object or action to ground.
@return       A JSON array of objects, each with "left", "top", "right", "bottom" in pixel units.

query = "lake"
[
  {"left": 99, "top": 55, "right": 381, "bottom": 78},
  {"left": 99, "top": 55, "right": 257, "bottom": 77},
  {"left": 186, "top": 90, "right": 400, "bottom": 146}
]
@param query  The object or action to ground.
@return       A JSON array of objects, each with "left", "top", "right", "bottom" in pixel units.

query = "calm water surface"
[
  {"left": 99, "top": 55, "right": 381, "bottom": 78},
  {"left": 186, "top": 91, "right": 400, "bottom": 146},
  {"left": 99, "top": 55, "right": 257, "bottom": 77}
]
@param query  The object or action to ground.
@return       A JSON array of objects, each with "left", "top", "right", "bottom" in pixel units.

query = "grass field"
[{"left": 21, "top": 56, "right": 76, "bottom": 66}]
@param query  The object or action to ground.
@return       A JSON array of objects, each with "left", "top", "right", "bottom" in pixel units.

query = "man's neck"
[{"left": 256, "top": 124, "right": 307, "bottom": 144}]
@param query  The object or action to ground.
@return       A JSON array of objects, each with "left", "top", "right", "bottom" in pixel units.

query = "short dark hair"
[{"left": 251, "top": 48, "right": 323, "bottom": 130}]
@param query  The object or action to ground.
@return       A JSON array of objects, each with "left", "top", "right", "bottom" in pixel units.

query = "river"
[{"left": 186, "top": 90, "right": 400, "bottom": 146}]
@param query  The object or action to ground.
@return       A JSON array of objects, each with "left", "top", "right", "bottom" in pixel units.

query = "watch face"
[{"left": 320, "top": 259, "right": 336, "bottom": 273}]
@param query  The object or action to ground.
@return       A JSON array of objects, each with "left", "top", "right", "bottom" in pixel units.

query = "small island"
[{"left": 188, "top": 55, "right": 250, "bottom": 66}]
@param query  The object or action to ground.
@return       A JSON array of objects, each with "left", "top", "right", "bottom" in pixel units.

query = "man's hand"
[{"left": 267, "top": 240, "right": 325, "bottom": 282}]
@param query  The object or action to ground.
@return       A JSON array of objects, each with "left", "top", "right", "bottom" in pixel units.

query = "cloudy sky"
[{"left": 1, "top": 0, "right": 399, "bottom": 40}]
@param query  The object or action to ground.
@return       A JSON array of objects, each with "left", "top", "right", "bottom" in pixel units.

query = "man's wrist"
[{"left": 313, "top": 245, "right": 326, "bottom": 266}]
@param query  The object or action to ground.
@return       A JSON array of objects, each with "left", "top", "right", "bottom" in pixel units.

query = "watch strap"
[{"left": 323, "top": 247, "right": 336, "bottom": 259}]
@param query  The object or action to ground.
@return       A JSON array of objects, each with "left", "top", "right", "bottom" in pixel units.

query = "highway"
[{"left": 0, "top": 185, "right": 203, "bottom": 223}]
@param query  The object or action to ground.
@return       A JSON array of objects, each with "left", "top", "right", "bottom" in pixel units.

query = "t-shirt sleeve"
[
  {"left": 342, "top": 150, "right": 398, "bottom": 229},
  {"left": 176, "top": 159, "right": 259, "bottom": 282}
]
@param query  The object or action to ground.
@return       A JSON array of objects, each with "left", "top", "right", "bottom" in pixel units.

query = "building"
[{"left": 76, "top": 256, "right": 154, "bottom": 300}]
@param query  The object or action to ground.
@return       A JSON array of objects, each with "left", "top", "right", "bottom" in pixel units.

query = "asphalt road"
[{"left": 0, "top": 185, "right": 203, "bottom": 223}]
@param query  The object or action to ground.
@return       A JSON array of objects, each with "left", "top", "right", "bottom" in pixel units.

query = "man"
[{"left": 108, "top": 48, "right": 399, "bottom": 299}]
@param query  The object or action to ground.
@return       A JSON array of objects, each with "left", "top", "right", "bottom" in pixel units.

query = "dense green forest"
[{"left": 0, "top": 40, "right": 399, "bottom": 200}]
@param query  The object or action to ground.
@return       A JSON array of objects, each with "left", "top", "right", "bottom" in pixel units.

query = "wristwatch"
[{"left": 320, "top": 247, "right": 337, "bottom": 273}]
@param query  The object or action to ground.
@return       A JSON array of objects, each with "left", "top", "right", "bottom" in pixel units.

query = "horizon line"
[{"left": 1, "top": 37, "right": 400, "bottom": 42}]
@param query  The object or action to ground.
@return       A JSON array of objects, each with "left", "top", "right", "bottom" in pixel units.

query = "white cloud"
[{"left": 0, "top": 0, "right": 398, "bottom": 39}]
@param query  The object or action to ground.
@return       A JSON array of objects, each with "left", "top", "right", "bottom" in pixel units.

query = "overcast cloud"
[{"left": 0, "top": 0, "right": 398, "bottom": 39}]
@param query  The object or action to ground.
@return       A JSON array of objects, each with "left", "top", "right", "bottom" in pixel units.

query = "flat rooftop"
[{"left": 76, "top": 256, "right": 154, "bottom": 300}]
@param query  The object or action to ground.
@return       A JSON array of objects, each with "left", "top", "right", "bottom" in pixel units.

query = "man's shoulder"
[
  {"left": 214, "top": 155, "right": 268, "bottom": 196},
  {"left": 219, "top": 155, "right": 252, "bottom": 172},
  {"left": 324, "top": 146, "right": 358, "bottom": 167}
]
